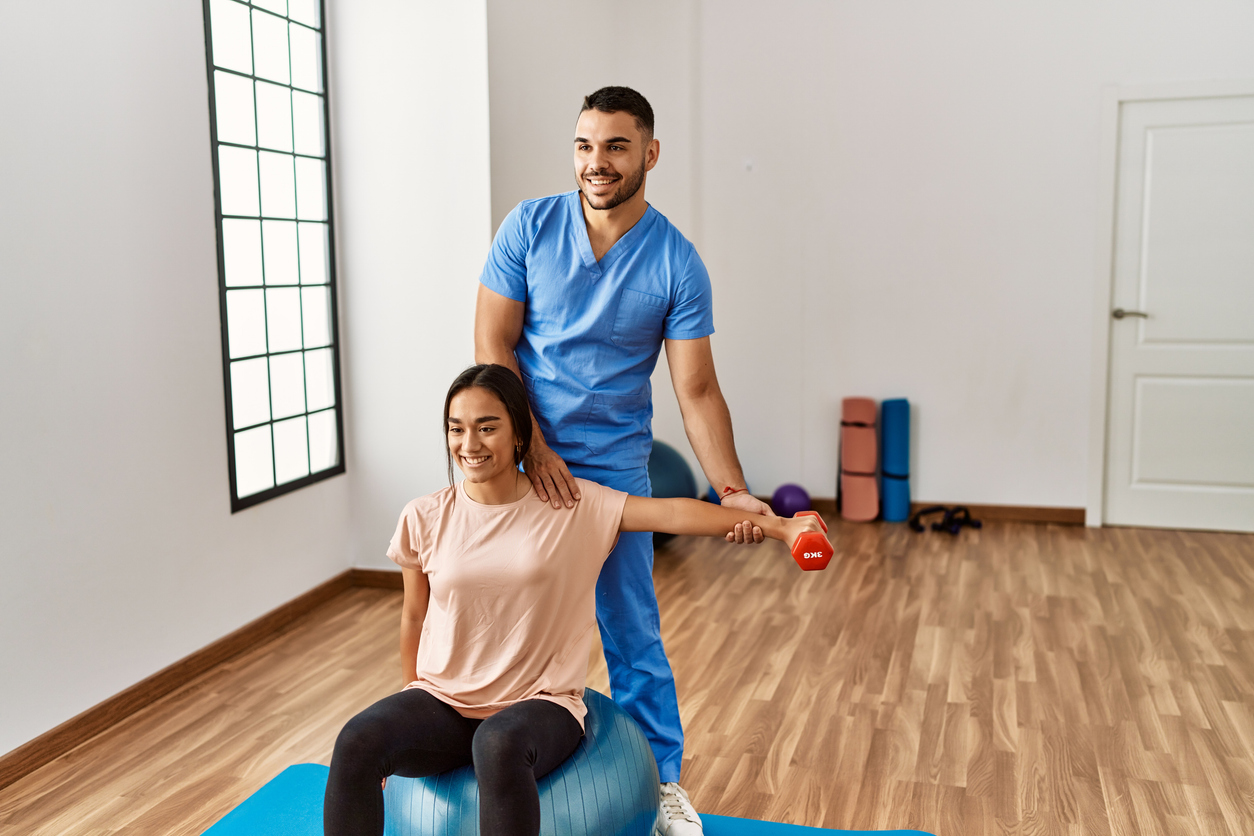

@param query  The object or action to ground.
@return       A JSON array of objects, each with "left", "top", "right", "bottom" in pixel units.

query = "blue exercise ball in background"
[
  {"left": 772, "top": 483, "right": 811, "bottom": 518},
  {"left": 647, "top": 440, "right": 697, "bottom": 547},
  {"left": 383, "top": 689, "right": 659, "bottom": 836}
]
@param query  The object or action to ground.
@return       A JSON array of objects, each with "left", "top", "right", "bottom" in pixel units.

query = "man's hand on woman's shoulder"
[{"left": 524, "top": 441, "right": 582, "bottom": 509}]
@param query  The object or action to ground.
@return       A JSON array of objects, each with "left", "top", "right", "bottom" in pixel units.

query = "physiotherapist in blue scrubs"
[{"left": 475, "top": 87, "right": 771, "bottom": 836}]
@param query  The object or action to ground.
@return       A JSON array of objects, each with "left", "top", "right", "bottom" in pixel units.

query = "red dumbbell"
[{"left": 790, "top": 510, "right": 833, "bottom": 571}]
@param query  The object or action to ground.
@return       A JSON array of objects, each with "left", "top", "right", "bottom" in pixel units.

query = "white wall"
[
  {"left": 486, "top": 0, "right": 1254, "bottom": 508},
  {"left": 330, "top": 1, "right": 493, "bottom": 568},
  {"left": 0, "top": 2, "right": 352, "bottom": 756}
]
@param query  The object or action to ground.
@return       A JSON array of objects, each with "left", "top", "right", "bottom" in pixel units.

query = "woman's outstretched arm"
[{"left": 620, "top": 495, "right": 823, "bottom": 546}]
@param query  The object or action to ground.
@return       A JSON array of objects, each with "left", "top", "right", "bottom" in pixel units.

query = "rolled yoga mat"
[
  {"left": 879, "top": 398, "right": 910, "bottom": 522},
  {"left": 839, "top": 398, "right": 879, "bottom": 522}
]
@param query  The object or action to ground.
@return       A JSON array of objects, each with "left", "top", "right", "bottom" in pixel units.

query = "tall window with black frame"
[{"left": 202, "top": 0, "right": 344, "bottom": 511}]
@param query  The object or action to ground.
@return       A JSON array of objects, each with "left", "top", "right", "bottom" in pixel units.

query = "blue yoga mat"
[
  {"left": 879, "top": 398, "right": 910, "bottom": 523},
  {"left": 202, "top": 763, "right": 934, "bottom": 836},
  {"left": 203, "top": 763, "right": 326, "bottom": 836}
]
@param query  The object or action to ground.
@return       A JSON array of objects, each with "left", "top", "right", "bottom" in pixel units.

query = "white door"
[{"left": 1104, "top": 94, "right": 1254, "bottom": 532}]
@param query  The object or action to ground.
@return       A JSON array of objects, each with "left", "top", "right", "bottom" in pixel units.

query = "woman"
[{"left": 323, "top": 364, "right": 826, "bottom": 836}]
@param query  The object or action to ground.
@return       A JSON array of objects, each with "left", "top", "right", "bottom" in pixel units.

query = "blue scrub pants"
[{"left": 567, "top": 463, "right": 684, "bottom": 783}]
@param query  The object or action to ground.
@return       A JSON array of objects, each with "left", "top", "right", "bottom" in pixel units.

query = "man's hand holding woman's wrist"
[{"left": 719, "top": 489, "right": 775, "bottom": 544}]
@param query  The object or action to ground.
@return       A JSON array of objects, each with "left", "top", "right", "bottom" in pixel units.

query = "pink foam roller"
[
  {"left": 842, "top": 398, "right": 877, "bottom": 426},
  {"left": 839, "top": 397, "right": 879, "bottom": 522},
  {"left": 840, "top": 425, "right": 877, "bottom": 475},
  {"left": 840, "top": 474, "right": 880, "bottom": 522}
]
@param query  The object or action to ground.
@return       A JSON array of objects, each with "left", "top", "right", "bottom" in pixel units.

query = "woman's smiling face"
[{"left": 446, "top": 386, "right": 520, "bottom": 487}]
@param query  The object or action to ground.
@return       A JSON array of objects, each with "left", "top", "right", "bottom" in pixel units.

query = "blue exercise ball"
[
  {"left": 772, "top": 483, "right": 811, "bottom": 518},
  {"left": 647, "top": 440, "right": 697, "bottom": 546},
  {"left": 382, "top": 689, "right": 659, "bottom": 836}
]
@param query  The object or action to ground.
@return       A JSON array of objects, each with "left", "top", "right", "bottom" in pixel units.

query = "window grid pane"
[{"left": 205, "top": 0, "right": 343, "bottom": 511}]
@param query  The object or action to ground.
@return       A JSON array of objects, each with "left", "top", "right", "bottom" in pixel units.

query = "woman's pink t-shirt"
[{"left": 387, "top": 478, "right": 628, "bottom": 728}]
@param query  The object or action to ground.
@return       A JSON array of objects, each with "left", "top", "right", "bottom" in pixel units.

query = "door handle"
[{"left": 1112, "top": 308, "right": 1149, "bottom": 319}]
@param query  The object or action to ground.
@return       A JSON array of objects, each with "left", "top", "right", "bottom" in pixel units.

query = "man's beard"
[{"left": 580, "top": 160, "right": 646, "bottom": 211}]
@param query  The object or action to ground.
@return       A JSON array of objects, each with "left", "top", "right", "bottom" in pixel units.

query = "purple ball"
[{"left": 771, "top": 483, "right": 811, "bottom": 518}]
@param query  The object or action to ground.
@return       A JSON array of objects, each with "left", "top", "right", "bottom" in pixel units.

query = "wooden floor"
[{"left": 3, "top": 520, "right": 1254, "bottom": 835}]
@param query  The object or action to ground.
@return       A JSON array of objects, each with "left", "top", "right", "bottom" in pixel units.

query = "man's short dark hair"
[{"left": 580, "top": 86, "right": 654, "bottom": 139}]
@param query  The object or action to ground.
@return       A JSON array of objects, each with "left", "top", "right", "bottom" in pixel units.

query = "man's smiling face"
[{"left": 573, "top": 108, "right": 657, "bottom": 212}]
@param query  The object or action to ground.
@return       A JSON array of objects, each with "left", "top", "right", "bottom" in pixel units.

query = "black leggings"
[{"left": 323, "top": 688, "right": 583, "bottom": 836}]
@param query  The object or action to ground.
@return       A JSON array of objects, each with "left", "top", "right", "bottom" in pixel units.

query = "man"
[{"left": 475, "top": 86, "right": 771, "bottom": 836}]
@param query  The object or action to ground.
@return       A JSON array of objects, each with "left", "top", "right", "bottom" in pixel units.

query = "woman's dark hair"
[
  {"left": 581, "top": 86, "right": 654, "bottom": 139},
  {"left": 443, "top": 364, "right": 533, "bottom": 486}
]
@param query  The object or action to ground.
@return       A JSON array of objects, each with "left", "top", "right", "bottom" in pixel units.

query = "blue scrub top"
[{"left": 480, "top": 191, "right": 714, "bottom": 471}]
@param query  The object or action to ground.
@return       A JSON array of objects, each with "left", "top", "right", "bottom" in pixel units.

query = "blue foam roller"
[
  {"left": 882, "top": 474, "right": 910, "bottom": 523},
  {"left": 880, "top": 399, "right": 910, "bottom": 523},
  {"left": 382, "top": 689, "right": 660, "bottom": 836}
]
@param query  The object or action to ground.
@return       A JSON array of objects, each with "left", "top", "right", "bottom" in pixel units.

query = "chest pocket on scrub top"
[{"left": 611, "top": 288, "right": 668, "bottom": 350}]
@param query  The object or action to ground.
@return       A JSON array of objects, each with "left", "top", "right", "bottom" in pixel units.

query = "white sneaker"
[{"left": 656, "top": 782, "right": 703, "bottom": 836}]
